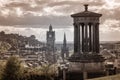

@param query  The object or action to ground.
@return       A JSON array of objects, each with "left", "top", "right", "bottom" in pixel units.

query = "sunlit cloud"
[{"left": 0, "top": 0, "right": 120, "bottom": 41}]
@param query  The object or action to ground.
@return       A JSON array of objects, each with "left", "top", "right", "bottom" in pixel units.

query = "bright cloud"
[{"left": 0, "top": 0, "right": 119, "bottom": 41}]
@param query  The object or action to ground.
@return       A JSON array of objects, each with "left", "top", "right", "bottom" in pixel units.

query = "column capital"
[
  {"left": 96, "top": 23, "right": 100, "bottom": 25},
  {"left": 88, "top": 23, "right": 92, "bottom": 26},
  {"left": 73, "top": 23, "right": 76, "bottom": 26},
  {"left": 84, "top": 23, "right": 88, "bottom": 25},
  {"left": 80, "top": 23, "right": 84, "bottom": 26},
  {"left": 73, "top": 23, "right": 80, "bottom": 26},
  {"left": 93, "top": 23, "right": 100, "bottom": 27},
  {"left": 93, "top": 22, "right": 99, "bottom": 25}
]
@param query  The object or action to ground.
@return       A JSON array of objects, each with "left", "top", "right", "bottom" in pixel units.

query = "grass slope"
[{"left": 88, "top": 74, "right": 120, "bottom": 80}]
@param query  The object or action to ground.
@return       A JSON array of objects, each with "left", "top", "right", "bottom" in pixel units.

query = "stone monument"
[{"left": 68, "top": 4, "right": 105, "bottom": 79}]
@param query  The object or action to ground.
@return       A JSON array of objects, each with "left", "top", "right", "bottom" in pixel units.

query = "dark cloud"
[
  {"left": 0, "top": 14, "right": 72, "bottom": 28},
  {"left": 0, "top": 0, "right": 120, "bottom": 29},
  {"left": 98, "top": 7, "right": 120, "bottom": 26},
  {"left": 46, "top": 0, "right": 105, "bottom": 14},
  {"left": 5, "top": 2, "right": 29, "bottom": 8},
  {"left": 0, "top": 0, "right": 120, "bottom": 41},
  {"left": 47, "top": 0, "right": 105, "bottom": 7},
  {"left": 3, "top": 1, "right": 43, "bottom": 12},
  {"left": 35, "top": 0, "right": 51, "bottom": 5}
]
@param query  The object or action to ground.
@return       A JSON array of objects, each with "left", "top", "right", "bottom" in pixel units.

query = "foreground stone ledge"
[{"left": 88, "top": 74, "right": 120, "bottom": 80}]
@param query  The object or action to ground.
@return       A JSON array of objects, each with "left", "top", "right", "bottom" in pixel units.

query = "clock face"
[{"left": 49, "top": 34, "right": 52, "bottom": 37}]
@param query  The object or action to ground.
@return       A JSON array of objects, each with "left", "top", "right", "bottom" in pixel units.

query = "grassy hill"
[{"left": 0, "top": 31, "right": 43, "bottom": 52}]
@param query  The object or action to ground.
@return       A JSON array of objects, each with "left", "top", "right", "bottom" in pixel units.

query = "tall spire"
[
  {"left": 49, "top": 24, "right": 52, "bottom": 31},
  {"left": 61, "top": 32, "right": 69, "bottom": 60},
  {"left": 63, "top": 33, "right": 66, "bottom": 47}
]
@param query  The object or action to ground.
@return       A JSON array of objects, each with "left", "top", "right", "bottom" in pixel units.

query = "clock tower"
[{"left": 46, "top": 24, "right": 55, "bottom": 52}]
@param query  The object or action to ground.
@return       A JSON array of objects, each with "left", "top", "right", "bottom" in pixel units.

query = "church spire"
[
  {"left": 49, "top": 24, "right": 52, "bottom": 31},
  {"left": 63, "top": 33, "right": 67, "bottom": 47},
  {"left": 61, "top": 32, "right": 69, "bottom": 61}
]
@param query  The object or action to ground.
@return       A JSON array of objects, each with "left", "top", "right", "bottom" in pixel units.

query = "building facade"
[{"left": 46, "top": 25, "right": 55, "bottom": 52}]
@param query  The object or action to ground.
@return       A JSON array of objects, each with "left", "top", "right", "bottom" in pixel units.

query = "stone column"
[
  {"left": 74, "top": 23, "right": 78, "bottom": 53},
  {"left": 85, "top": 23, "right": 88, "bottom": 52},
  {"left": 78, "top": 23, "right": 80, "bottom": 53},
  {"left": 82, "top": 23, "right": 84, "bottom": 52},
  {"left": 89, "top": 23, "right": 92, "bottom": 52},
  {"left": 91, "top": 24, "right": 93, "bottom": 52},
  {"left": 93, "top": 23, "right": 96, "bottom": 52},
  {"left": 96, "top": 23, "right": 100, "bottom": 53}
]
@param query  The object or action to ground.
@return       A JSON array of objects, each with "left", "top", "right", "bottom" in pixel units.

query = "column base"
[{"left": 68, "top": 52, "right": 105, "bottom": 62}]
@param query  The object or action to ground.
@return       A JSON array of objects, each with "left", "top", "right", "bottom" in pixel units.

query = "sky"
[{"left": 0, "top": 0, "right": 120, "bottom": 42}]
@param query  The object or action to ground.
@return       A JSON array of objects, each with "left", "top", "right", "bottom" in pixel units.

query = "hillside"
[{"left": 0, "top": 31, "right": 43, "bottom": 52}]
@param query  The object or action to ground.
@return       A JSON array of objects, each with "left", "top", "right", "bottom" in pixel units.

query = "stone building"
[
  {"left": 46, "top": 24, "right": 55, "bottom": 52},
  {"left": 69, "top": 4, "right": 104, "bottom": 62},
  {"left": 67, "top": 4, "right": 105, "bottom": 79},
  {"left": 46, "top": 25, "right": 57, "bottom": 63}
]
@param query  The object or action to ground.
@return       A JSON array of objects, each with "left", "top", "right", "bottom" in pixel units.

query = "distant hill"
[
  {"left": 55, "top": 41, "right": 120, "bottom": 51},
  {"left": 55, "top": 43, "right": 73, "bottom": 51},
  {"left": 100, "top": 41, "right": 120, "bottom": 44},
  {"left": 0, "top": 31, "right": 43, "bottom": 51}
]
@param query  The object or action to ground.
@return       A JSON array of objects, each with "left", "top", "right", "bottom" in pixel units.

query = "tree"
[
  {"left": 2, "top": 56, "right": 22, "bottom": 80},
  {"left": 0, "top": 61, "right": 6, "bottom": 80},
  {"left": 37, "top": 64, "right": 57, "bottom": 80},
  {"left": 30, "top": 35, "right": 36, "bottom": 39},
  {"left": 0, "top": 41, "right": 11, "bottom": 53},
  {"left": 0, "top": 31, "right": 5, "bottom": 36}
]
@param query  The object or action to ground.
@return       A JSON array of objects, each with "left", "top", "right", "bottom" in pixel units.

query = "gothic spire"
[
  {"left": 61, "top": 32, "right": 69, "bottom": 60},
  {"left": 63, "top": 33, "right": 67, "bottom": 47}
]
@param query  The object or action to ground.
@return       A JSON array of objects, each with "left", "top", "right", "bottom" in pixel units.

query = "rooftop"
[{"left": 71, "top": 4, "right": 102, "bottom": 17}]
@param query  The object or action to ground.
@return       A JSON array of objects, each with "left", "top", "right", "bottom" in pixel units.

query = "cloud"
[
  {"left": 0, "top": 0, "right": 119, "bottom": 28},
  {"left": 0, "top": 14, "right": 72, "bottom": 28},
  {"left": 0, "top": 0, "right": 120, "bottom": 41},
  {"left": 0, "top": 0, "right": 107, "bottom": 28},
  {"left": 100, "top": 30, "right": 120, "bottom": 41}
]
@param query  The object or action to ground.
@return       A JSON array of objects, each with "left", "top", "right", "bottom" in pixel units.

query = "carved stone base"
[
  {"left": 68, "top": 53, "right": 105, "bottom": 62},
  {"left": 68, "top": 62, "right": 105, "bottom": 73},
  {"left": 67, "top": 53, "right": 105, "bottom": 73}
]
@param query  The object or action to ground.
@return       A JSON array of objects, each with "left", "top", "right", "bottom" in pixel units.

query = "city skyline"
[{"left": 0, "top": 0, "right": 120, "bottom": 42}]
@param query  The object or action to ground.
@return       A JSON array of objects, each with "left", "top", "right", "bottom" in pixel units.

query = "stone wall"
[{"left": 68, "top": 62, "right": 105, "bottom": 72}]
